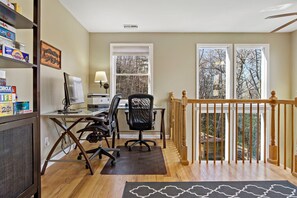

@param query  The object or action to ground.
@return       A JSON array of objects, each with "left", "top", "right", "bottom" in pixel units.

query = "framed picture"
[{"left": 40, "top": 41, "right": 61, "bottom": 69}]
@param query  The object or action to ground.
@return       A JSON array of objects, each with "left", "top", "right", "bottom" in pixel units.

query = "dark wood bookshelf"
[
  {"left": 0, "top": 2, "right": 36, "bottom": 29},
  {"left": 0, "top": 56, "right": 37, "bottom": 68},
  {"left": 0, "top": 112, "right": 37, "bottom": 124},
  {"left": 0, "top": 0, "right": 40, "bottom": 197}
]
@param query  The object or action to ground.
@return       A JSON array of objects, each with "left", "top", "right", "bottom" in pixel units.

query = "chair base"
[
  {"left": 78, "top": 147, "right": 120, "bottom": 166},
  {"left": 125, "top": 139, "right": 156, "bottom": 151}
]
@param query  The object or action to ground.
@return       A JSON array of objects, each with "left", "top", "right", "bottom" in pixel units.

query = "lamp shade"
[{"left": 94, "top": 71, "right": 108, "bottom": 83}]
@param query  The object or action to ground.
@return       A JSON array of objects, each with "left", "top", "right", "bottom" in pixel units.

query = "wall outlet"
[{"left": 45, "top": 137, "right": 50, "bottom": 146}]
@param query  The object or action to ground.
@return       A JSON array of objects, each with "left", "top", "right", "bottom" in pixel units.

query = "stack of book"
[
  {"left": 0, "top": 85, "right": 31, "bottom": 116},
  {"left": 0, "top": 1, "right": 29, "bottom": 62}
]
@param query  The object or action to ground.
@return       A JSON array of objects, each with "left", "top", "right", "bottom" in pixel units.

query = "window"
[
  {"left": 110, "top": 44, "right": 153, "bottom": 100},
  {"left": 196, "top": 44, "right": 269, "bottom": 161}
]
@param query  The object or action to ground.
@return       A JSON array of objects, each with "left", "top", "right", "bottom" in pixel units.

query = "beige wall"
[
  {"left": 8, "top": 0, "right": 90, "bottom": 163},
  {"left": 89, "top": 33, "right": 292, "bottom": 133},
  {"left": 39, "top": 0, "right": 89, "bottom": 162},
  {"left": 90, "top": 33, "right": 292, "bottom": 100}
]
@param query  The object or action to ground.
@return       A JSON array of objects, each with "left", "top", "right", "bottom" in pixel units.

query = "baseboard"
[{"left": 41, "top": 142, "right": 78, "bottom": 169}]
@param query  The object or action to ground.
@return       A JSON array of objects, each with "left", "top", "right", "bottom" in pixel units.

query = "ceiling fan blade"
[
  {"left": 271, "top": 18, "right": 297, "bottom": 33},
  {"left": 266, "top": 12, "right": 297, "bottom": 19}
]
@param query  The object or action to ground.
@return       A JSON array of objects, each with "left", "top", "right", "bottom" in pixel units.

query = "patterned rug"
[
  {"left": 122, "top": 181, "right": 297, "bottom": 198},
  {"left": 101, "top": 146, "right": 167, "bottom": 175}
]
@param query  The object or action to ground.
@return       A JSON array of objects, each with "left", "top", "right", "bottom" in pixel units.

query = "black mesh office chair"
[
  {"left": 77, "top": 94, "right": 121, "bottom": 166},
  {"left": 124, "top": 94, "right": 157, "bottom": 151}
]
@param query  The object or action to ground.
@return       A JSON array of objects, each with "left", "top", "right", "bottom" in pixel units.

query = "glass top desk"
[{"left": 41, "top": 108, "right": 108, "bottom": 175}]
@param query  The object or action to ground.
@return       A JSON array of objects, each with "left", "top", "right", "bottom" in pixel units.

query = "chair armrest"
[{"left": 85, "top": 116, "right": 106, "bottom": 123}]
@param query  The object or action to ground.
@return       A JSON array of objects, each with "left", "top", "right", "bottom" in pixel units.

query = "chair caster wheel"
[
  {"left": 116, "top": 151, "right": 120, "bottom": 157},
  {"left": 128, "top": 147, "right": 132, "bottom": 151},
  {"left": 153, "top": 142, "right": 157, "bottom": 146},
  {"left": 99, "top": 154, "right": 102, "bottom": 159},
  {"left": 148, "top": 147, "right": 151, "bottom": 151},
  {"left": 125, "top": 142, "right": 128, "bottom": 147},
  {"left": 85, "top": 164, "right": 89, "bottom": 169},
  {"left": 111, "top": 160, "right": 116, "bottom": 166},
  {"left": 77, "top": 155, "right": 82, "bottom": 160}
]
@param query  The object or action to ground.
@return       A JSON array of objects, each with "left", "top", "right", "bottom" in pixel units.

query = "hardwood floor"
[{"left": 41, "top": 139, "right": 297, "bottom": 198}]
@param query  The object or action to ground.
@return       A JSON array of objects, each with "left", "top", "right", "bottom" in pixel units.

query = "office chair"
[
  {"left": 77, "top": 94, "right": 122, "bottom": 166},
  {"left": 124, "top": 94, "right": 157, "bottom": 151}
]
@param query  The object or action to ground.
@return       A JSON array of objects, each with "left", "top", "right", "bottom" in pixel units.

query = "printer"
[{"left": 87, "top": 93, "right": 110, "bottom": 108}]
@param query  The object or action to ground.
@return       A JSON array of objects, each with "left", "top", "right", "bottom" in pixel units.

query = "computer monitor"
[{"left": 63, "top": 72, "right": 84, "bottom": 112}]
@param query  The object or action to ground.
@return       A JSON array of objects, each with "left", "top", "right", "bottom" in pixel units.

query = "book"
[
  {"left": 0, "top": 44, "right": 29, "bottom": 62},
  {"left": 0, "top": 20, "right": 16, "bottom": 33},
  {"left": 0, "top": 93, "right": 12, "bottom": 102},
  {"left": 0, "top": 85, "right": 12, "bottom": 93},
  {"left": 0, "top": 102, "right": 13, "bottom": 116},
  {"left": 13, "top": 101, "right": 29, "bottom": 114}
]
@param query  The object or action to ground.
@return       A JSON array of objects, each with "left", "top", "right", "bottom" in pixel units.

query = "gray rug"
[{"left": 122, "top": 181, "right": 297, "bottom": 198}]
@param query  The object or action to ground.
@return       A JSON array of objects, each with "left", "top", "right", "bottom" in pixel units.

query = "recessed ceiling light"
[{"left": 123, "top": 24, "right": 138, "bottom": 29}]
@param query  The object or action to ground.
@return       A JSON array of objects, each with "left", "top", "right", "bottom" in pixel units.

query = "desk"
[
  {"left": 41, "top": 108, "right": 108, "bottom": 175},
  {"left": 116, "top": 106, "right": 166, "bottom": 148}
]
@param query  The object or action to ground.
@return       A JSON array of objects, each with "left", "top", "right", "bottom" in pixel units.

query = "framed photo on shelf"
[{"left": 40, "top": 41, "right": 61, "bottom": 69}]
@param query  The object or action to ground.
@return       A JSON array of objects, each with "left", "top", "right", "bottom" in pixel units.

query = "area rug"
[
  {"left": 100, "top": 146, "right": 167, "bottom": 175},
  {"left": 122, "top": 181, "right": 297, "bottom": 198}
]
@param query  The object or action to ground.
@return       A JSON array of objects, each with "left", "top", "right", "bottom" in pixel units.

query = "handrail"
[{"left": 169, "top": 90, "right": 297, "bottom": 177}]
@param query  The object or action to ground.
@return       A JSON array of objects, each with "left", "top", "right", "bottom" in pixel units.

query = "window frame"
[
  {"left": 196, "top": 43, "right": 270, "bottom": 162},
  {"left": 110, "top": 43, "right": 154, "bottom": 102},
  {"left": 196, "top": 44, "right": 233, "bottom": 100}
]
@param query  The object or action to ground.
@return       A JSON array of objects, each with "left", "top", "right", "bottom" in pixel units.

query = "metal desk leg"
[
  {"left": 161, "top": 109, "right": 166, "bottom": 148},
  {"left": 41, "top": 118, "right": 94, "bottom": 175}
]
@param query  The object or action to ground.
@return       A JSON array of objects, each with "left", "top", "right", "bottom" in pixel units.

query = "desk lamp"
[{"left": 94, "top": 71, "right": 109, "bottom": 93}]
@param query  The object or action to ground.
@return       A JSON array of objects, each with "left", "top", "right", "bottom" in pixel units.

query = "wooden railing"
[{"left": 169, "top": 90, "right": 297, "bottom": 176}]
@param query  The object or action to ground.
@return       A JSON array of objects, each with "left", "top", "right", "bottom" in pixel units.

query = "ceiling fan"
[{"left": 266, "top": 12, "right": 297, "bottom": 33}]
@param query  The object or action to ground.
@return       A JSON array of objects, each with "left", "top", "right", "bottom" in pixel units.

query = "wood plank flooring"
[{"left": 41, "top": 139, "right": 297, "bottom": 198}]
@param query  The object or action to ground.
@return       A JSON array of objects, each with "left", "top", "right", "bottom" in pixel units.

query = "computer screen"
[{"left": 63, "top": 72, "right": 84, "bottom": 110}]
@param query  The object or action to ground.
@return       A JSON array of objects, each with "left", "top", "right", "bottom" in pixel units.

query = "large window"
[
  {"left": 110, "top": 44, "right": 153, "bottom": 100},
  {"left": 196, "top": 44, "right": 269, "bottom": 161}
]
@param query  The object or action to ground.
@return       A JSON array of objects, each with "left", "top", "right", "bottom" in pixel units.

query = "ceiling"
[{"left": 59, "top": 0, "right": 297, "bottom": 33}]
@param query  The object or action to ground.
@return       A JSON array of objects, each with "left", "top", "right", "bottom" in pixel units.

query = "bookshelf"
[{"left": 0, "top": 0, "right": 40, "bottom": 197}]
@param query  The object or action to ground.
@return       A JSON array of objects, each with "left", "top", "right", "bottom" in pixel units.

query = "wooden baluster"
[
  {"left": 277, "top": 104, "right": 280, "bottom": 166},
  {"left": 221, "top": 103, "right": 224, "bottom": 164},
  {"left": 214, "top": 103, "right": 216, "bottom": 164},
  {"left": 291, "top": 104, "right": 294, "bottom": 173},
  {"left": 236, "top": 103, "right": 238, "bottom": 163},
  {"left": 192, "top": 104, "right": 195, "bottom": 164},
  {"left": 181, "top": 90, "right": 189, "bottom": 165},
  {"left": 250, "top": 103, "right": 252, "bottom": 163},
  {"left": 242, "top": 103, "right": 245, "bottom": 163},
  {"left": 257, "top": 103, "right": 260, "bottom": 163},
  {"left": 199, "top": 103, "right": 202, "bottom": 164},
  {"left": 284, "top": 104, "right": 287, "bottom": 169},
  {"left": 206, "top": 103, "right": 209, "bottom": 164},
  {"left": 264, "top": 103, "right": 267, "bottom": 163},
  {"left": 228, "top": 103, "right": 231, "bottom": 164},
  {"left": 268, "top": 90, "right": 278, "bottom": 165}
]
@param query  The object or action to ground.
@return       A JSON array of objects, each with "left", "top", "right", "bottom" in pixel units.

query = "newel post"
[
  {"left": 268, "top": 90, "right": 278, "bottom": 165},
  {"left": 181, "top": 90, "right": 189, "bottom": 165}
]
